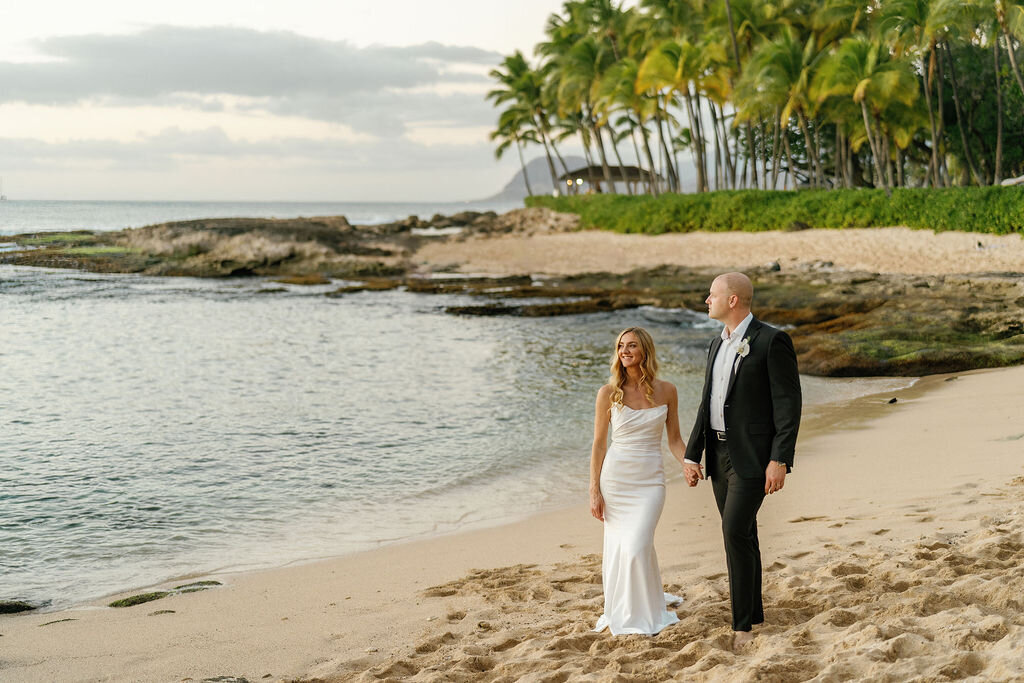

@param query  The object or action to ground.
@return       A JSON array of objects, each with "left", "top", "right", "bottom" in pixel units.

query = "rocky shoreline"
[{"left": 2, "top": 208, "right": 1022, "bottom": 377}]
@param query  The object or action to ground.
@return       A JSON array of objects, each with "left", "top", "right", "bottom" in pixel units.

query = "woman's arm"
[
  {"left": 590, "top": 385, "right": 612, "bottom": 521},
  {"left": 663, "top": 382, "right": 688, "bottom": 466}
]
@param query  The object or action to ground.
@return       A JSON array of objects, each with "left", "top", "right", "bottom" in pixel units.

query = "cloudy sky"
[{"left": 0, "top": 1, "right": 568, "bottom": 200}]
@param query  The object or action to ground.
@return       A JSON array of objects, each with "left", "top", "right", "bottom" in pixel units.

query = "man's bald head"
[{"left": 716, "top": 272, "right": 753, "bottom": 308}]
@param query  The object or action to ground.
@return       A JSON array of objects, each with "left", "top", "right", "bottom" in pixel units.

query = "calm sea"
[
  {"left": 0, "top": 202, "right": 914, "bottom": 609},
  {"left": 0, "top": 199, "right": 527, "bottom": 235}
]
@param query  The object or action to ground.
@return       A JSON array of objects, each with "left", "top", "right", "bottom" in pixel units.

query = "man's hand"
[
  {"left": 590, "top": 490, "right": 605, "bottom": 521},
  {"left": 684, "top": 462, "right": 704, "bottom": 487},
  {"left": 765, "top": 461, "right": 786, "bottom": 494}
]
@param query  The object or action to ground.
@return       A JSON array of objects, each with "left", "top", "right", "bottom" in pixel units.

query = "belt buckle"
[{"left": 715, "top": 430, "right": 727, "bottom": 441}]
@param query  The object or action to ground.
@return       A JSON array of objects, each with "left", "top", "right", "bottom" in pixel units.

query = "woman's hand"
[{"left": 590, "top": 489, "right": 605, "bottom": 521}]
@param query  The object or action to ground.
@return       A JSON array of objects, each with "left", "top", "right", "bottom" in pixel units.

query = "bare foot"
[{"left": 732, "top": 630, "right": 755, "bottom": 650}]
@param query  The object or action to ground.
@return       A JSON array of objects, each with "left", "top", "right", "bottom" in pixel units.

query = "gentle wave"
[{"left": 0, "top": 265, "right": 912, "bottom": 608}]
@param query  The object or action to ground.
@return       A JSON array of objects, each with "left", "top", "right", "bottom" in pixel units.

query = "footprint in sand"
[
  {"left": 414, "top": 631, "right": 458, "bottom": 654},
  {"left": 446, "top": 610, "right": 466, "bottom": 623},
  {"left": 873, "top": 528, "right": 891, "bottom": 535},
  {"left": 785, "top": 550, "right": 812, "bottom": 560},
  {"left": 829, "top": 562, "right": 868, "bottom": 577},
  {"left": 455, "top": 655, "right": 496, "bottom": 673},
  {"left": 788, "top": 515, "right": 827, "bottom": 523}
]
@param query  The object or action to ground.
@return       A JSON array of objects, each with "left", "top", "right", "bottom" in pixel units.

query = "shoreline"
[
  {"left": 3, "top": 373, "right": 914, "bottom": 616},
  {"left": 4, "top": 365, "right": 1023, "bottom": 681}
]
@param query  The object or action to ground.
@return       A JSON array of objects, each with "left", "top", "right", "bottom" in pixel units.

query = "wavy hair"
[{"left": 608, "top": 327, "right": 658, "bottom": 408}]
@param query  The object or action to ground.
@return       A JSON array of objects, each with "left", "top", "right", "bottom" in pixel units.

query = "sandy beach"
[
  {"left": 3, "top": 360, "right": 1023, "bottom": 681},
  {"left": 414, "top": 226, "right": 1024, "bottom": 276},
  {"left": 3, "top": 227, "right": 1023, "bottom": 682}
]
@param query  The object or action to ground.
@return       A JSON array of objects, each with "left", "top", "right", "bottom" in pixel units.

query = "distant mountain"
[{"left": 479, "top": 155, "right": 587, "bottom": 202}]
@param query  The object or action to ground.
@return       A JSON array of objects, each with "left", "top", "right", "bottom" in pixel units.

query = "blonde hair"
[{"left": 608, "top": 327, "right": 658, "bottom": 408}]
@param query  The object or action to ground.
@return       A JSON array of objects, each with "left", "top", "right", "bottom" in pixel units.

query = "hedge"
[{"left": 525, "top": 187, "right": 1024, "bottom": 235}]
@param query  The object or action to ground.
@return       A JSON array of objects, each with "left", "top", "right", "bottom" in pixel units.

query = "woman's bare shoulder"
[{"left": 653, "top": 379, "right": 678, "bottom": 397}]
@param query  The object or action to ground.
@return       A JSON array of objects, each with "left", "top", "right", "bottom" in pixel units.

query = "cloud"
[
  {"left": 0, "top": 26, "right": 503, "bottom": 134},
  {"left": 0, "top": 126, "right": 498, "bottom": 173}
]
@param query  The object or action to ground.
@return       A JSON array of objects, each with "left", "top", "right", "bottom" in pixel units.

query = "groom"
[{"left": 683, "top": 272, "right": 801, "bottom": 648}]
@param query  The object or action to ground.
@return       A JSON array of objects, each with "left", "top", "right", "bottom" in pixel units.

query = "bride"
[{"left": 590, "top": 327, "right": 687, "bottom": 635}]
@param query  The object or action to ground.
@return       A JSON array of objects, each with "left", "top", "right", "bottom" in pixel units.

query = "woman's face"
[{"left": 617, "top": 332, "right": 643, "bottom": 368}]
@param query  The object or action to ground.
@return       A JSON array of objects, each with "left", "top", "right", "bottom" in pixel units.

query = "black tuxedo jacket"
[{"left": 685, "top": 317, "right": 802, "bottom": 480}]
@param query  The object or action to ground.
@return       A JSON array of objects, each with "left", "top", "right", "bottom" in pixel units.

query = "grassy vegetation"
[
  {"left": 62, "top": 246, "right": 136, "bottom": 256},
  {"left": 19, "top": 232, "right": 97, "bottom": 246},
  {"left": 526, "top": 187, "right": 1024, "bottom": 235}
]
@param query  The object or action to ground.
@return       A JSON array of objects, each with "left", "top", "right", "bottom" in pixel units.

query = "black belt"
[{"left": 713, "top": 430, "right": 727, "bottom": 441}]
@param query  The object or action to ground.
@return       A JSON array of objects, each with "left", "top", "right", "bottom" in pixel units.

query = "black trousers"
[{"left": 711, "top": 439, "right": 766, "bottom": 632}]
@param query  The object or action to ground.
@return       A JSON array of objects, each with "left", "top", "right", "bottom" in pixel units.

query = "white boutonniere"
[{"left": 735, "top": 337, "right": 751, "bottom": 358}]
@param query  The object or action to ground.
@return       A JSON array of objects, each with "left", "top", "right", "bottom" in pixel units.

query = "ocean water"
[
  {"left": 0, "top": 264, "right": 915, "bottom": 609},
  {"left": 0, "top": 199, "right": 527, "bottom": 235}
]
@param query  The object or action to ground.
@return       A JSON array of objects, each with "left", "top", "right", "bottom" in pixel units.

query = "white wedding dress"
[{"left": 594, "top": 403, "right": 682, "bottom": 635}]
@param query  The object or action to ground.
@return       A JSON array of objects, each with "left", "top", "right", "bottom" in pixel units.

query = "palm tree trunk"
[
  {"left": 534, "top": 122, "right": 561, "bottom": 192},
  {"left": 994, "top": 38, "right": 1004, "bottom": 184},
  {"left": 813, "top": 119, "right": 825, "bottom": 187},
  {"left": 759, "top": 117, "right": 769, "bottom": 190},
  {"left": 860, "top": 101, "right": 888, "bottom": 193},
  {"left": 607, "top": 128, "right": 632, "bottom": 195},
  {"left": 550, "top": 138, "right": 570, "bottom": 176},
  {"left": 682, "top": 89, "right": 708, "bottom": 192},
  {"left": 795, "top": 112, "right": 819, "bottom": 188},
  {"left": 629, "top": 127, "right": 645, "bottom": 193},
  {"left": 516, "top": 138, "right": 533, "bottom": 197},
  {"left": 640, "top": 123, "right": 660, "bottom": 196},
  {"left": 590, "top": 122, "right": 616, "bottom": 193},
  {"left": 579, "top": 128, "right": 595, "bottom": 192},
  {"left": 883, "top": 134, "right": 894, "bottom": 189},
  {"left": 771, "top": 109, "right": 782, "bottom": 190},
  {"left": 782, "top": 124, "right": 797, "bottom": 190},
  {"left": 709, "top": 106, "right": 723, "bottom": 190},
  {"left": 922, "top": 51, "right": 940, "bottom": 188},
  {"left": 655, "top": 105, "right": 679, "bottom": 192},
  {"left": 1002, "top": 30, "right": 1024, "bottom": 98},
  {"left": 943, "top": 42, "right": 983, "bottom": 186},
  {"left": 834, "top": 126, "right": 842, "bottom": 188},
  {"left": 716, "top": 103, "right": 736, "bottom": 188},
  {"left": 846, "top": 134, "right": 856, "bottom": 187},
  {"left": 934, "top": 44, "right": 949, "bottom": 186}
]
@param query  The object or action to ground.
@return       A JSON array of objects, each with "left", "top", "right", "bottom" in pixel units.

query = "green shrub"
[{"left": 526, "top": 187, "right": 1024, "bottom": 235}]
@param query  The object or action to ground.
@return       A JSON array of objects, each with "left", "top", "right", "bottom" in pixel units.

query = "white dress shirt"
[
  {"left": 709, "top": 312, "right": 754, "bottom": 431},
  {"left": 684, "top": 313, "right": 753, "bottom": 466}
]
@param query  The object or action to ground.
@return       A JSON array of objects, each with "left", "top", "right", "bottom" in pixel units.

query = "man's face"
[{"left": 705, "top": 277, "right": 733, "bottom": 322}]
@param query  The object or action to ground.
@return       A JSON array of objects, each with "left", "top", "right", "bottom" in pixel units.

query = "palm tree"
[
  {"left": 490, "top": 104, "right": 540, "bottom": 196},
  {"left": 815, "top": 36, "right": 920, "bottom": 192},
  {"left": 638, "top": 37, "right": 728, "bottom": 192},
  {"left": 487, "top": 52, "right": 563, "bottom": 192},
  {"left": 597, "top": 57, "right": 663, "bottom": 193},
  {"left": 554, "top": 35, "right": 620, "bottom": 191},
  {"left": 738, "top": 27, "right": 827, "bottom": 187}
]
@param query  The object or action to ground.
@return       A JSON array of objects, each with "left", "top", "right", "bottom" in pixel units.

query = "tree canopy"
[{"left": 488, "top": 0, "right": 1024, "bottom": 194}]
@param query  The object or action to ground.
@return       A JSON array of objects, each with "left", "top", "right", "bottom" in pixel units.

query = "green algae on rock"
[
  {"left": 0, "top": 600, "right": 38, "bottom": 614},
  {"left": 108, "top": 592, "right": 170, "bottom": 608},
  {"left": 108, "top": 580, "right": 224, "bottom": 607}
]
